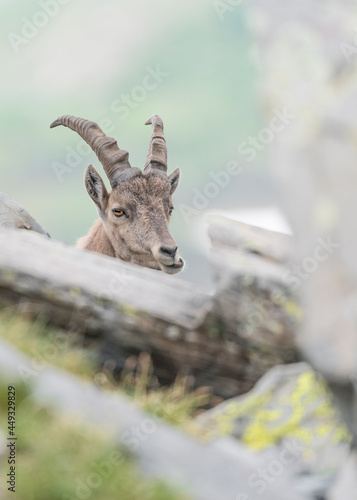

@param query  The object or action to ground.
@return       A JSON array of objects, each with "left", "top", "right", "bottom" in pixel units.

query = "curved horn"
[
  {"left": 50, "top": 115, "right": 131, "bottom": 187},
  {"left": 144, "top": 114, "right": 167, "bottom": 174}
]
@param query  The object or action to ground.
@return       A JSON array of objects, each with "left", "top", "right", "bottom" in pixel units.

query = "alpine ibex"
[{"left": 50, "top": 114, "right": 184, "bottom": 274}]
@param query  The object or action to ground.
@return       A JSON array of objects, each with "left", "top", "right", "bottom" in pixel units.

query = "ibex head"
[{"left": 50, "top": 115, "right": 184, "bottom": 275}]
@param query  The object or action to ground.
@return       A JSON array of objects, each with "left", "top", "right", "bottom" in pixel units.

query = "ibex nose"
[{"left": 159, "top": 245, "right": 178, "bottom": 258}]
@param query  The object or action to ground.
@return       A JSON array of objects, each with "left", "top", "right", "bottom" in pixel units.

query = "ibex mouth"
[{"left": 159, "top": 258, "right": 184, "bottom": 275}]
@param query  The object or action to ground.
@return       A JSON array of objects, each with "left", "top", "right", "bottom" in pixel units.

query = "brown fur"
[{"left": 77, "top": 220, "right": 115, "bottom": 256}]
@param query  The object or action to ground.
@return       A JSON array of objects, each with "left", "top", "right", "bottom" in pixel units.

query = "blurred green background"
[{"left": 1, "top": 0, "right": 276, "bottom": 287}]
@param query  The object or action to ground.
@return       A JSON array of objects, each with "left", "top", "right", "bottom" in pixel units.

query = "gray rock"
[
  {"left": 327, "top": 452, "right": 357, "bottom": 500},
  {"left": 0, "top": 192, "right": 50, "bottom": 237},
  {"left": 197, "top": 363, "right": 351, "bottom": 485},
  {"left": 208, "top": 216, "right": 299, "bottom": 383}
]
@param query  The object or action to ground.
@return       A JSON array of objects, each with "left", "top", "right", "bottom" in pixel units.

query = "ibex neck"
[{"left": 77, "top": 219, "right": 116, "bottom": 258}]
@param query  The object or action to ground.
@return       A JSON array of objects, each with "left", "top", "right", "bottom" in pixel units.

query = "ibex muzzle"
[{"left": 50, "top": 114, "right": 184, "bottom": 275}]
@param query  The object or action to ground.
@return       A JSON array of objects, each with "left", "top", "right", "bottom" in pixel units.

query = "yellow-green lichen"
[
  {"left": 209, "top": 369, "right": 351, "bottom": 453},
  {"left": 241, "top": 371, "right": 351, "bottom": 450},
  {"left": 70, "top": 286, "right": 82, "bottom": 298},
  {"left": 282, "top": 300, "right": 303, "bottom": 322},
  {"left": 120, "top": 304, "right": 138, "bottom": 317},
  {"left": 0, "top": 269, "right": 17, "bottom": 282}
]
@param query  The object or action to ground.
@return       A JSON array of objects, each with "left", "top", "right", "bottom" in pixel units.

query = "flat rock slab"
[
  {"left": 0, "top": 228, "right": 249, "bottom": 396},
  {"left": 0, "top": 227, "right": 209, "bottom": 330},
  {"left": 208, "top": 215, "right": 293, "bottom": 266}
]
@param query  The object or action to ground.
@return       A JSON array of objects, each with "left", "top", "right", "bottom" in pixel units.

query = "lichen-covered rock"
[{"left": 197, "top": 363, "right": 351, "bottom": 480}]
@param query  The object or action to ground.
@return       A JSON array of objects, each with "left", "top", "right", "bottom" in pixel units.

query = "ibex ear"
[
  {"left": 168, "top": 168, "right": 181, "bottom": 195},
  {"left": 84, "top": 164, "right": 109, "bottom": 211}
]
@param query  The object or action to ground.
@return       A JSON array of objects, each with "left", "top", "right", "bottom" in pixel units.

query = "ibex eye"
[
  {"left": 113, "top": 209, "right": 125, "bottom": 217},
  {"left": 169, "top": 207, "right": 174, "bottom": 216}
]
